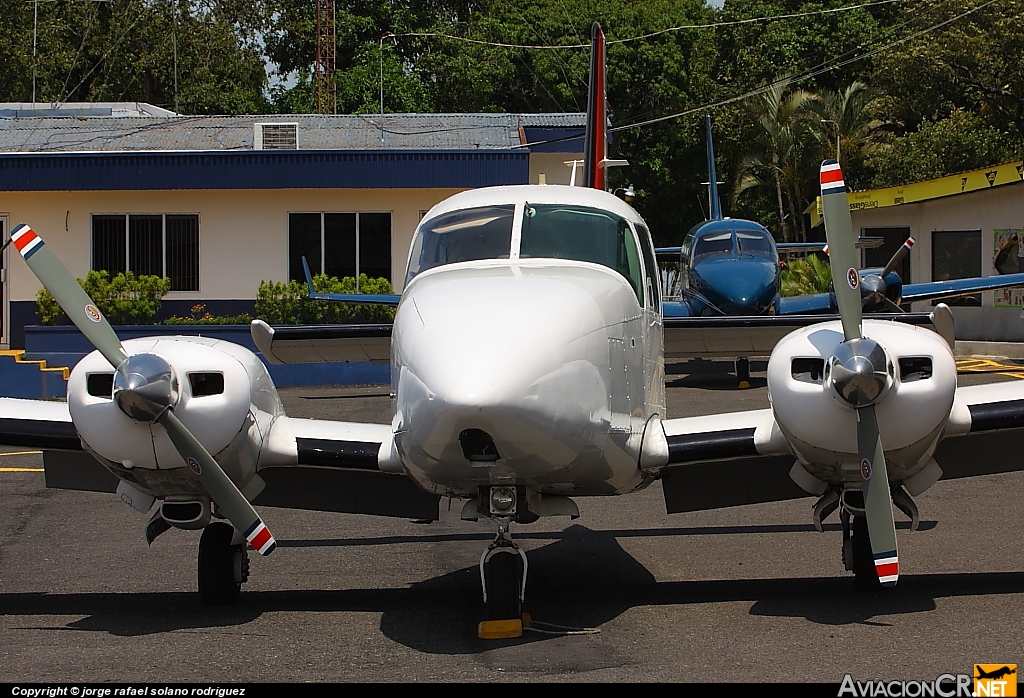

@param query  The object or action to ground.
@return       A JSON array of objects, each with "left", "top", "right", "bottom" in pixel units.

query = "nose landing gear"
[{"left": 478, "top": 515, "right": 529, "bottom": 640}]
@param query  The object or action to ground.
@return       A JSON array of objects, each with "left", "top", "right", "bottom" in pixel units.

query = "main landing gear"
[
  {"left": 735, "top": 357, "right": 751, "bottom": 389},
  {"left": 198, "top": 522, "right": 249, "bottom": 605}
]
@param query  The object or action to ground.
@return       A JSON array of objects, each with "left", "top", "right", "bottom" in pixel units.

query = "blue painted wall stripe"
[{"left": 0, "top": 149, "right": 530, "bottom": 191}]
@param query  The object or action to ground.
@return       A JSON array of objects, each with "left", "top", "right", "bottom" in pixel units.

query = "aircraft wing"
[
  {"left": 657, "top": 377, "right": 1024, "bottom": 514},
  {"left": 658, "top": 408, "right": 803, "bottom": 513},
  {"left": 0, "top": 398, "right": 82, "bottom": 450},
  {"left": 933, "top": 380, "right": 1024, "bottom": 480},
  {"left": 0, "top": 393, "right": 440, "bottom": 521},
  {"left": 901, "top": 273, "right": 1024, "bottom": 304},
  {"left": 251, "top": 320, "right": 391, "bottom": 364},
  {"left": 663, "top": 313, "right": 935, "bottom": 359}
]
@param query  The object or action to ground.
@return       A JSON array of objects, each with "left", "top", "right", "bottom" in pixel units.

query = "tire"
[
  {"left": 198, "top": 522, "right": 242, "bottom": 605},
  {"left": 852, "top": 515, "right": 881, "bottom": 590},
  {"left": 484, "top": 550, "right": 523, "bottom": 621}
]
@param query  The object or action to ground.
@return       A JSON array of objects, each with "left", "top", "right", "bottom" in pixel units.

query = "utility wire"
[
  {"left": 609, "top": 0, "right": 1003, "bottom": 134},
  {"left": 388, "top": 0, "right": 907, "bottom": 50}
]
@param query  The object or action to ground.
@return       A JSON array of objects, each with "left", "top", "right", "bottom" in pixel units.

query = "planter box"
[{"left": 22, "top": 325, "right": 389, "bottom": 388}]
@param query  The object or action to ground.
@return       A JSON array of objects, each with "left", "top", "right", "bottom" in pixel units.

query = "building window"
[
  {"left": 932, "top": 230, "right": 981, "bottom": 306},
  {"left": 92, "top": 214, "right": 199, "bottom": 291},
  {"left": 289, "top": 212, "right": 392, "bottom": 283}
]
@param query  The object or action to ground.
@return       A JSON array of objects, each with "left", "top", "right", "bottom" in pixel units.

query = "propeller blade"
[
  {"left": 881, "top": 236, "right": 915, "bottom": 279},
  {"left": 856, "top": 405, "right": 898, "bottom": 587},
  {"left": 13, "top": 225, "right": 275, "bottom": 554},
  {"left": 819, "top": 161, "right": 861, "bottom": 341},
  {"left": 882, "top": 297, "right": 905, "bottom": 313},
  {"left": 10, "top": 224, "right": 127, "bottom": 368},
  {"left": 159, "top": 410, "right": 277, "bottom": 556}
]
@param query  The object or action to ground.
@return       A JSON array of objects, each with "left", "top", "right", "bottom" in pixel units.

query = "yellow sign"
[
  {"left": 974, "top": 664, "right": 1017, "bottom": 697},
  {"left": 808, "top": 159, "right": 1024, "bottom": 228}
]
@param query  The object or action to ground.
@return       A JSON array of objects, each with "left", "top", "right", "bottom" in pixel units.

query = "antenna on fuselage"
[{"left": 704, "top": 115, "right": 724, "bottom": 221}]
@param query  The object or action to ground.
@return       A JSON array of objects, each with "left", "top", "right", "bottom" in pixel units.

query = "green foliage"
[
  {"left": 864, "top": 111, "right": 1022, "bottom": 188},
  {"left": 5, "top": 0, "right": 1024, "bottom": 244},
  {"left": 0, "top": 0, "right": 271, "bottom": 113},
  {"left": 254, "top": 275, "right": 396, "bottom": 325},
  {"left": 254, "top": 280, "right": 305, "bottom": 326},
  {"left": 35, "top": 271, "right": 171, "bottom": 325},
  {"left": 162, "top": 304, "right": 252, "bottom": 325},
  {"left": 781, "top": 254, "right": 832, "bottom": 297}
]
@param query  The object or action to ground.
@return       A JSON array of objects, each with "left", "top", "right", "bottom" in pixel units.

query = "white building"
[
  {"left": 812, "top": 159, "right": 1024, "bottom": 341},
  {"left": 0, "top": 103, "right": 586, "bottom": 348}
]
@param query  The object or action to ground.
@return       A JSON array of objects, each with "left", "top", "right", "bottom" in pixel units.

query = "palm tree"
[
  {"left": 807, "top": 81, "right": 889, "bottom": 188},
  {"left": 733, "top": 79, "right": 816, "bottom": 242}
]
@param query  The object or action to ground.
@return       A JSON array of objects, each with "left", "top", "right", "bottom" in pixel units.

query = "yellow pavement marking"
[
  {"left": 0, "top": 450, "right": 43, "bottom": 457},
  {"left": 0, "top": 467, "right": 44, "bottom": 472},
  {"left": 956, "top": 358, "right": 1024, "bottom": 380}
]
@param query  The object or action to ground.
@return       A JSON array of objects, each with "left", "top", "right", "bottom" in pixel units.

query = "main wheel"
[
  {"left": 484, "top": 550, "right": 523, "bottom": 621},
  {"left": 851, "top": 515, "right": 881, "bottom": 590},
  {"left": 198, "top": 522, "right": 245, "bottom": 605}
]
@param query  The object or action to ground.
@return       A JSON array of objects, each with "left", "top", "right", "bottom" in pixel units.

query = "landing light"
[{"left": 490, "top": 487, "right": 516, "bottom": 515}]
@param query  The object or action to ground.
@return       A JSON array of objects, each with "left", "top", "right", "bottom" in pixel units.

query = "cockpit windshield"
[
  {"left": 736, "top": 228, "right": 777, "bottom": 259},
  {"left": 406, "top": 204, "right": 514, "bottom": 283},
  {"left": 692, "top": 231, "right": 734, "bottom": 261},
  {"left": 519, "top": 203, "right": 644, "bottom": 302}
]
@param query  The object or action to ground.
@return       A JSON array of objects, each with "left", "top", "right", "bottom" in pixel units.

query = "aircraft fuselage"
[{"left": 390, "top": 185, "right": 665, "bottom": 497}]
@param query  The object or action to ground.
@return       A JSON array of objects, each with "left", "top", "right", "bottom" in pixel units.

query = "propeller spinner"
[
  {"left": 819, "top": 161, "right": 899, "bottom": 586},
  {"left": 9, "top": 224, "right": 276, "bottom": 556}
]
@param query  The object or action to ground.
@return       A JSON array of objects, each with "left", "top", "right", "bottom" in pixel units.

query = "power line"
[
  {"left": 609, "top": 0, "right": 1004, "bottom": 134},
  {"left": 387, "top": 0, "right": 908, "bottom": 50}
]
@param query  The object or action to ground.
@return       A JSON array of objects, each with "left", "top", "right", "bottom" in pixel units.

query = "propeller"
[
  {"left": 858, "top": 237, "right": 915, "bottom": 311},
  {"left": 819, "top": 162, "right": 899, "bottom": 587},
  {"left": 9, "top": 224, "right": 276, "bottom": 556}
]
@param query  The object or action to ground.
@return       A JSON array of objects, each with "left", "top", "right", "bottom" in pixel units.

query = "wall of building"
[
  {"left": 0, "top": 187, "right": 465, "bottom": 347},
  {"left": 1, "top": 186, "right": 466, "bottom": 297},
  {"left": 851, "top": 182, "right": 1024, "bottom": 341}
]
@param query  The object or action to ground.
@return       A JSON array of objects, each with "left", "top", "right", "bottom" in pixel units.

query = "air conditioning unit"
[{"left": 254, "top": 122, "right": 298, "bottom": 150}]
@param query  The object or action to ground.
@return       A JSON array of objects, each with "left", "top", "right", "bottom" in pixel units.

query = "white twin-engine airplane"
[{"left": 4, "top": 24, "right": 1024, "bottom": 640}]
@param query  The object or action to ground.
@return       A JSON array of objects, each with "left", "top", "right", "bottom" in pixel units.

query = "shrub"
[
  {"left": 35, "top": 270, "right": 171, "bottom": 325},
  {"left": 781, "top": 255, "right": 832, "bottom": 297},
  {"left": 254, "top": 275, "right": 396, "bottom": 324},
  {"left": 162, "top": 313, "right": 252, "bottom": 325}
]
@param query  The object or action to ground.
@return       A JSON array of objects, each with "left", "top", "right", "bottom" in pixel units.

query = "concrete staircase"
[{"left": 0, "top": 350, "right": 69, "bottom": 399}]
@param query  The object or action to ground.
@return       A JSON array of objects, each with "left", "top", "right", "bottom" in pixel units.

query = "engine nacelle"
[
  {"left": 767, "top": 320, "right": 956, "bottom": 488},
  {"left": 68, "top": 336, "right": 293, "bottom": 499}
]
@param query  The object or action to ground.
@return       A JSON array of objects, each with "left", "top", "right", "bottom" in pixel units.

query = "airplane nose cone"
[
  {"left": 695, "top": 259, "right": 778, "bottom": 314},
  {"left": 113, "top": 353, "right": 180, "bottom": 421},
  {"left": 395, "top": 263, "right": 637, "bottom": 472},
  {"left": 828, "top": 338, "right": 892, "bottom": 407}
]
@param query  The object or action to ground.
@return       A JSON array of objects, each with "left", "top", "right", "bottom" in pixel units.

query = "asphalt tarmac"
[{"left": 1, "top": 360, "right": 1022, "bottom": 682}]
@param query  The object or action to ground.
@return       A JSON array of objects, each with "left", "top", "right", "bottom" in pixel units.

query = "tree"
[
  {"left": 806, "top": 81, "right": 889, "bottom": 190},
  {"left": 864, "top": 109, "right": 1021, "bottom": 188},
  {"left": 872, "top": 0, "right": 1024, "bottom": 137},
  {"left": 0, "top": 0, "right": 271, "bottom": 114},
  {"left": 732, "top": 79, "right": 816, "bottom": 241}
]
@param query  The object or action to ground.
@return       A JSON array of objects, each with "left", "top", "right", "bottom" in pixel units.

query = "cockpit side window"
[
  {"left": 406, "top": 204, "right": 515, "bottom": 284},
  {"left": 635, "top": 223, "right": 661, "bottom": 309},
  {"left": 692, "top": 231, "right": 734, "bottom": 261},
  {"left": 519, "top": 204, "right": 644, "bottom": 304},
  {"left": 736, "top": 228, "right": 778, "bottom": 260}
]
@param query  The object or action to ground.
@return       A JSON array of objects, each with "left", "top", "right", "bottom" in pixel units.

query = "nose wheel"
[
  {"left": 198, "top": 522, "right": 249, "bottom": 605},
  {"left": 840, "top": 490, "right": 882, "bottom": 590},
  {"left": 478, "top": 517, "right": 528, "bottom": 639}
]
